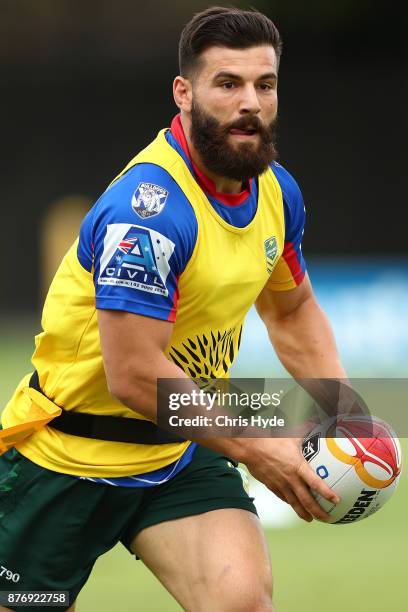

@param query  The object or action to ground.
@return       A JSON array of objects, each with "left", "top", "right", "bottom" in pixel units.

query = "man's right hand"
[{"left": 243, "top": 437, "right": 340, "bottom": 522}]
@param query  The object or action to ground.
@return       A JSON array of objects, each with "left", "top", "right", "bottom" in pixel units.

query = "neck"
[{"left": 180, "top": 113, "right": 244, "bottom": 194}]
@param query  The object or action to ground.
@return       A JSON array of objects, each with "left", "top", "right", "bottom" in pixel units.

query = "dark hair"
[{"left": 179, "top": 6, "right": 282, "bottom": 78}]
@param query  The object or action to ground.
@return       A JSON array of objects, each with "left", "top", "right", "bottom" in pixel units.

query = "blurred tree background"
[{"left": 0, "top": 0, "right": 407, "bottom": 313}]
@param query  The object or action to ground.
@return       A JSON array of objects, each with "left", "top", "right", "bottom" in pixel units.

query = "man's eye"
[
  {"left": 259, "top": 83, "right": 274, "bottom": 91},
  {"left": 221, "top": 82, "right": 235, "bottom": 89}
]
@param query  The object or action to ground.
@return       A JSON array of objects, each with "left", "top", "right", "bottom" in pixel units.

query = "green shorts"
[{"left": 0, "top": 444, "right": 256, "bottom": 610}]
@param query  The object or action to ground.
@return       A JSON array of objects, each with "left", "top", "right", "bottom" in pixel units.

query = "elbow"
[
  {"left": 107, "top": 376, "right": 133, "bottom": 406},
  {"left": 105, "top": 363, "right": 141, "bottom": 406},
  {"left": 105, "top": 366, "right": 155, "bottom": 411},
  {"left": 103, "top": 349, "right": 166, "bottom": 412}
]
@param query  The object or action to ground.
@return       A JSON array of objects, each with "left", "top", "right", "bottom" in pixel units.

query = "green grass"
[
  {"left": 0, "top": 320, "right": 37, "bottom": 404},
  {"left": 1, "top": 323, "right": 407, "bottom": 612}
]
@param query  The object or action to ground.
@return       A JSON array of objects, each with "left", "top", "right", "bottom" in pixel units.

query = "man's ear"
[{"left": 173, "top": 76, "right": 193, "bottom": 113}]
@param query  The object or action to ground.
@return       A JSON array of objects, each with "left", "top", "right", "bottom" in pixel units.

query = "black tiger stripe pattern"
[{"left": 169, "top": 325, "right": 243, "bottom": 383}]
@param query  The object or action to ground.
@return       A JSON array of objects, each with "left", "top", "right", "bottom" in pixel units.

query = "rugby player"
[{"left": 0, "top": 7, "right": 346, "bottom": 612}]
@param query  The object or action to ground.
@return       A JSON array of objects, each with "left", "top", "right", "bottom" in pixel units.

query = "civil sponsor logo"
[
  {"left": 335, "top": 489, "right": 378, "bottom": 524},
  {"left": 264, "top": 236, "right": 278, "bottom": 274},
  {"left": 302, "top": 433, "right": 320, "bottom": 462},
  {"left": 97, "top": 223, "right": 175, "bottom": 296},
  {"left": 131, "top": 182, "right": 169, "bottom": 219}
]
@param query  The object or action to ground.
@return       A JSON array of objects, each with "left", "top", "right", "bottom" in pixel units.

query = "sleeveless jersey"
[{"left": 1, "top": 126, "right": 305, "bottom": 478}]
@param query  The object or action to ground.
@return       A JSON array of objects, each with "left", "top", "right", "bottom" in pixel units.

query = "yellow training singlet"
[{"left": 1, "top": 126, "right": 305, "bottom": 477}]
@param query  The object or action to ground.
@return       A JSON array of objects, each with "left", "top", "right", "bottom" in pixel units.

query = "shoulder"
[
  {"left": 91, "top": 162, "right": 198, "bottom": 241},
  {"left": 101, "top": 162, "right": 194, "bottom": 219},
  {"left": 84, "top": 161, "right": 198, "bottom": 276},
  {"left": 270, "top": 161, "right": 304, "bottom": 209},
  {"left": 270, "top": 161, "right": 305, "bottom": 237}
]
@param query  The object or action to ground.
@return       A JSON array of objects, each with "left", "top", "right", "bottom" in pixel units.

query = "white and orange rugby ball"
[{"left": 302, "top": 415, "right": 402, "bottom": 524}]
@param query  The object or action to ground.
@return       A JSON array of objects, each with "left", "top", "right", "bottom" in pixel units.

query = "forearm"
[
  {"left": 108, "top": 350, "right": 253, "bottom": 463},
  {"left": 108, "top": 351, "right": 186, "bottom": 421},
  {"left": 267, "top": 295, "right": 347, "bottom": 379}
]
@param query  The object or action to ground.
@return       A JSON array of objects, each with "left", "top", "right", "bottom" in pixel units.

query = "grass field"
[{"left": 1, "top": 322, "right": 407, "bottom": 612}]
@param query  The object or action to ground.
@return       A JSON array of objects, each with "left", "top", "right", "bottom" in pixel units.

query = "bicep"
[{"left": 98, "top": 309, "right": 173, "bottom": 391}]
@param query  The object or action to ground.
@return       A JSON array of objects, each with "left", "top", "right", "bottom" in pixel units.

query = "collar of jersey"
[
  {"left": 162, "top": 128, "right": 260, "bottom": 235},
  {"left": 169, "top": 114, "right": 253, "bottom": 207}
]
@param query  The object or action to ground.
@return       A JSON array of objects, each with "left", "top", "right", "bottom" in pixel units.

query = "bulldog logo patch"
[{"left": 131, "top": 182, "right": 169, "bottom": 219}]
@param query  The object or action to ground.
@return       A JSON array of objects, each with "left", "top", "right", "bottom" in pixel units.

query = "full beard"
[{"left": 190, "top": 100, "right": 278, "bottom": 184}]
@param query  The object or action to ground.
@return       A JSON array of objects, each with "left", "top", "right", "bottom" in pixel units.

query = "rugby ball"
[{"left": 302, "top": 415, "right": 402, "bottom": 524}]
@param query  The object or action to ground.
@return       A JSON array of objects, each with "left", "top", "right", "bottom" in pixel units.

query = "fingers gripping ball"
[{"left": 302, "top": 416, "right": 402, "bottom": 524}]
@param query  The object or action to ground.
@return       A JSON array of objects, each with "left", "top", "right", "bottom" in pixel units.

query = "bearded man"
[{"left": 0, "top": 7, "right": 345, "bottom": 612}]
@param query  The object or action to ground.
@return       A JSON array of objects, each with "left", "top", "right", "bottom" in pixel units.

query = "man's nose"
[{"left": 238, "top": 85, "right": 261, "bottom": 115}]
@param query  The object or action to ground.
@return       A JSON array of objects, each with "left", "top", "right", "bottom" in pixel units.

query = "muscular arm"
[
  {"left": 100, "top": 309, "right": 274, "bottom": 463},
  {"left": 256, "top": 273, "right": 347, "bottom": 379},
  {"left": 98, "top": 310, "right": 256, "bottom": 463},
  {"left": 98, "top": 308, "right": 339, "bottom": 523},
  {"left": 99, "top": 310, "right": 183, "bottom": 420}
]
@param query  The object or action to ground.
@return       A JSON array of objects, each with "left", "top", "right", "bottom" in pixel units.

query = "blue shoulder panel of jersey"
[
  {"left": 77, "top": 206, "right": 95, "bottom": 272},
  {"left": 271, "top": 161, "right": 307, "bottom": 276},
  {"left": 77, "top": 162, "right": 198, "bottom": 322}
]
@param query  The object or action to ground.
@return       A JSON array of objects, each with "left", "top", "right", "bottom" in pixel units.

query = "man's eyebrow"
[
  {"left": 258, "top": 72, "right": 277, "bottom": 81},
  {"left": 213, "top": 71, "right": 277, "bottom": 81}
]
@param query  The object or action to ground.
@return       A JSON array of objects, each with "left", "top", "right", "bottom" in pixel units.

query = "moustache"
[
  {"left": 224, "top": 115, "right": 267, "bottom": 133},
  {"left": 223, "top": 116, "right": 276, "bottom": 143}
]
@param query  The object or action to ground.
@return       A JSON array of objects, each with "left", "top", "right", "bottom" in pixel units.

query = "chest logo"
[
  {"left": 264, "top": 236, "right": 278, "bottom": 274},
  {"left": 131, "top": 182, "right": 169, "bottom": 219}
]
